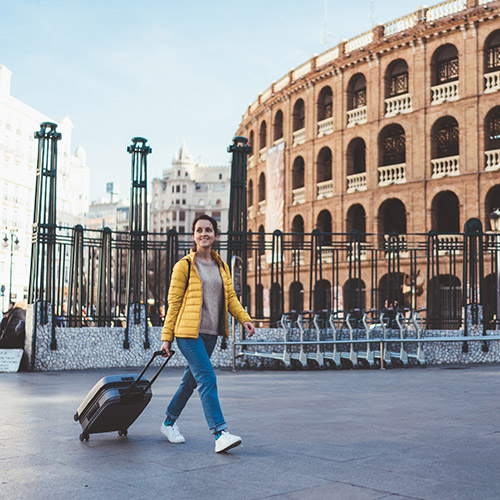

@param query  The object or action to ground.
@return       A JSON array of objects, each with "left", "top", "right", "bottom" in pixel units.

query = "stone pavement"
[{"left": 1, "top": 363, "right": 500, "bottom": 500}]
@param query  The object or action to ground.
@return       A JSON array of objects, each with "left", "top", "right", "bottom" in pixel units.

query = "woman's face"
[{"left": 193, "top": 219, "right": 216, "bottom": 251}]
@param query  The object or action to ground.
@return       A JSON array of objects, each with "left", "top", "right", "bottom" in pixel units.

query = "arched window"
[
  {"left": 317, "top": 86, "right": 333, "bottom": 121},
  {"left": 484, "top": 30, "right": 500, "bottom": 74},
  {"left": 258, "top": 224, "right": 265, "bottom": 256},
  {"left": 432, "top": 44, "right": 459, "bottom": 86},
  {"left": 343, "top": 278, "right": 366, "bottom": 312},
  {"left": 385, "top": 59, "right": 409, "bottom": 98},
  {"left": 427, "top": 275, "right": 462, "bottom": 329},
  {"left": 289, "top": 281, "right": 304, "bottom": 313},
  {"left": 314, "top": 279, "right": 331, "bottom": 311},
  {"left": 379, "top": 124, "right": 406, "bottom": 166},
  {"left": 291, "top": 215, "right": 304, "bottom": 247},
  {"left": 316, "top": 147, "right": 332, "bottom": 183},
  {"left": 378, "top": 273, "right": 406, "bottom": 312},
  {"left": 432, "top": 116, "right": 459, "bottom": 159},
  {"left": 255, "top": 283, "right": 264, "bottom": 318},
  {"left": 248, "top": 179, "right": 253, "bottom": 208},
  {"left": 316, "top": 210, "right": 332, "bottom": 245},
  {"left": 292, "top": 156, "right": 305, "bottom": 190},
  {"left": 346, "top": 138, "right": 366, "bottom": 175},
  {"left": 249, "top": 130, "right": 254, "bottom": 153},
  {"left": 259, "top": 121, "right": 267, "bottom": 150},
  {"left": 274, "top": 110, "right": 284, "bottom": 141},
  {"left": 378, "top": 198, "right": 407, "bottom": 235},
  {"left": 431, "top": 191, "right": 460, "bottom": 233},
  {"left": 347, "top": 73, "right": 367, "bottom": 110},
  {"left": 258, "top": 173, "right": 266, "bottom": 201},
  {"left": 484, "top": 185, "right": 500, "bottom": 229},
  {"left": 485, "top": 107, "right": 500, "bottom": 152},
  {"left": 346, "top": 204, "right": 366, "bottom": 237},
  {"left": 292, "top": 99, "right": 305, "bottom": 132}
]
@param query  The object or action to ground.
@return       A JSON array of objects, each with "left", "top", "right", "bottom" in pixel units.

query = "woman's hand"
[
  {"left": 243, "top": 321, "right": 255, "bottom": 337},
  {"left": 161, "top": 340, "right": 172, "bottom": 356}
]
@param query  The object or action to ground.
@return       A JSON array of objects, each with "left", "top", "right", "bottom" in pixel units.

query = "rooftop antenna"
[
  {"left": 323, "top": 0, "right": 332, "bottom": 50},
  {"left": 369, "top": 0, "right": 375, "bottom": 27}
]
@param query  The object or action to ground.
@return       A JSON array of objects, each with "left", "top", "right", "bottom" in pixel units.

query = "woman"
[{"left": 160, "top": 214, "right": 255, "bottom": 453}]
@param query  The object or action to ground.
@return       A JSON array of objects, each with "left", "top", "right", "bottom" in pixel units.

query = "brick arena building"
[{"left": 236, "top": 0, "right": 500, "bottom": 321}]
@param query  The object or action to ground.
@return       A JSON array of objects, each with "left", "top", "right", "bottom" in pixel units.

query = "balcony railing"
[
  {"left": 485, "top": 149, "right": 500, "bottom": 172},
  {"left": 347, "top": 106, "right": 367, "bottom": 127},
  {"left": 259, "top": 148, "right": 267, "bottom": 162},
  {"left": 317, "top": 117, "right": 334, "bottom": 137},
  {"left": 431, "top": 155, "right": 460, "bottom": 178},
  {"left": 258, "top": 200, "right": 266, "bottom": 215},
  {"left": 317, "top": 180, "right": 333, "bottom": 199},
  {"left": 385, "top": 94, "right": 412, "bottom": 117},
  {"left": 431, "top": 81, "right": 459, "bottom": 105},
  {"left": 378, "top": 163, "right": 407, "bottom": 187},
  {"left": 346, "top": 172, "right": 367, "bottom": 193},
  {"left": 426, "top": 0, "right": 466, "bottom": 22},
  {"left": 292, "top": 187, "right": 306, "bottom": 205},
  {"left": 437, "top": 234, "right": 462, "bottom": 255},
  {"left": 484, "top": 70, "right": 500, "bottom": 94},
  {"left": 292, "top": 128, "right": 306, "bottom": 146}
]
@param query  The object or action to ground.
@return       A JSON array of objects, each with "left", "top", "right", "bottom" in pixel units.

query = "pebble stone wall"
[{"left": 24, "top": 303, "right": 500, "bottom": 371}]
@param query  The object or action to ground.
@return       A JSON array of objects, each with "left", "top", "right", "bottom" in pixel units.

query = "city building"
[
  {"left": 236, "top": 0, "right": 500, "bottom": 318},
  {"left": 87, "top": 183, "right": 130, "bottom": 232},
  {"left": 150, "top": 142, "right": 230, "bottom": 236},
  {"left": 0, "top": 65, "right": 90, "bottom": 310}
]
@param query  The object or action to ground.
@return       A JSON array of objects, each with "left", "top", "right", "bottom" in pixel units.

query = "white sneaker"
[
  {"left": 160, "top": 422, "right": 185, "bottom": 443},
  {"left": 215, "top": 431, "right": 242, "bottom": 453}
]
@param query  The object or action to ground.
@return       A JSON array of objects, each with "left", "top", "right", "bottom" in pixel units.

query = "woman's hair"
[{"left": 191, "top": 214, "right": 219, "bottom": 250}]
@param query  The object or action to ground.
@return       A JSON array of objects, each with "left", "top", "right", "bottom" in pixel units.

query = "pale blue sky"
[{"left": 0, "top": 0, "right": 427, "bottom": 200}]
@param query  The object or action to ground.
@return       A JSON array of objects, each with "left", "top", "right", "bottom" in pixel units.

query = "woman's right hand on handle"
[{"left": 161, "top": 340, "right": 172, "bottom": 357}]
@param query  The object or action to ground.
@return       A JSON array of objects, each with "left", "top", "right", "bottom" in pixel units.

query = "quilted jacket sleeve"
[
  {"left": 224, "top": 263, "right": 252, "bottom": 325},
  {"left": 161, "top": 259, "right": 189, "bottom": 342}
]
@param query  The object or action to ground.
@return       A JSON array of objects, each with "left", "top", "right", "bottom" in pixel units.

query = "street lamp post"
[
  {"left": 2, "top": 230, "right": 19, "bottom": 305},
  {"left": 489, "top": 209, "right": 500, "bottom": 330}
]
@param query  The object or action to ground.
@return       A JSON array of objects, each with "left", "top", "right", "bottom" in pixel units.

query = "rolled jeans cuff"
[{"left": 211, "top": 422, "right": 228, "bottom": 435}]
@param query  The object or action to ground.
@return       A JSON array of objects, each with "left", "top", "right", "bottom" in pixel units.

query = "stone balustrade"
[
  {"left": 293, "top": 62, "right": 312, "bottom": 80},
  {"left": 248, "top": 206, "right": 254, "bottom": 219},
  {"left": 431, "top": 81, "right": 459, "bottom": 105},
  {"left": 317, "top": 117, "right": 334, "bottom": 137},
  {"left": 378, "top": 163, "right": 407, "bottom": 187},
  {"left": 320, "top": 249, "right": 333, "bottom": 264},
  {"left": 347, "top": 106, "right": 367, "bottom": 127},
  {"left": 291, "top": 252, "right": 306, "bottom": 266},
  {"left": 383, "top": 12, "right": 418, "bottom": 36},
  {"left": 345, "top": 30, "right": 374, "bottom": 53},
  {"left": 317, "top": 179, "right": 334, "bottom": 199},
  {"left": 248, "top": 156, "right": 254, "bottom": 169},
  {"left": 437, "top": 234, "right": 462, "bottom": 254},
  {"left": 316, "top": 47, "right": 339, "bottom": 67},
  {"left": 484, "top": 70, "right": 500, "bottom": 94},
  {"left": 259, "top": 147, "right": 267, "bottom": 162},
  {"left": 273, "top": 137, "right": 285, "bottom": 147},
  {"left": 247, "top": 257, "right": 253, "bottom": 272},
  {"left": 258, "top": 200, "right": 266, "bottom": 215},
  {"left": 426, "top": 0, "right": 466, "bottom": 22},
  {"left": 431, "top": 155, "right": 460, "bottom": 178},
  {"left": 485, "top": 149, "right": 500, "bottom": 171},
  {"left": 385, "top": 94, "right": 413, "bottom": 117},
  {"left": 346, "top": 172, "right": 367, "bottom": 193},
  {"left": 292, "top": 128, "right": 306, "bottom": 146},
  {"left": 292, "top": 187, "right": 306, "bottom": 205}
]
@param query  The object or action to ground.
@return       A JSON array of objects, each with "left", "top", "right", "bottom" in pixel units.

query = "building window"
[
  {"left": 182, "top": 199, "right": 186, "bottom": 205},
  {"left": 258, "top": 173, "right": 266, "bottom": 202},
  {"left": 380, "top": 125, "right": 406, "bottom": 166},
  {"left": 219, "top": 173, "right": 222, "bottom": 180},
  {"left": 176, "top": 185, "right": 180, "bottom": 193},
  {"left": 317, "top": 86, "right": 333, "bottom": 121},
  {"left": 486, "top": 107, "right": 500, "bottom": 150},
  {"left": 259, "top": 121, "right": 267, "bottom": 150},
  {"left": 248, "top": 179, "right": 253, "bottom": 207},
  {"left": 485, "top": 31, "right": 500, "bottom": 73},
  {"left": 438, "top": 58, "right": 459, "bottom": 83},
  {"left": 172, "top": 186, "right": 174, "bottom": 193},
  {"left": 179, "top": 211, "right": 185, "bottom": 221},
  {"left": 389, "top": 72, "right": 408, "bottom": 97},
  {"left": 212, "top": 211, "right": 221, "bottom": 221},
  {"left": 182, "top": 185, "right": 186, "bottom": 193},
  {"left": 172, "top": 211, "right": 177, "bottom": 221},
  {"left": 292, "top": 156, "right": 305, "bottom": 189},
  {"left": 347, "top": 73, "right": 367, "bottom": 110},
  {"left": 293, "top": 99, "right": 305, "bottom": 131},
  {"left": 179, "top": 226, "right": 185, "bottom": 233},
  {"left": 274, "top": 110, "right": 284, "bottom": 140},
  {"left": 177, "top": 170, "right": 181, "bottom": 177},
  {"left": 433, "top": 117, "right": 459, "bottom": 158}
]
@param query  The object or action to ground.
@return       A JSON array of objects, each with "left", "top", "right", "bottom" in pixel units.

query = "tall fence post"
[
  {"left": 227, "top": 136, "right": 251, "bottom": 308},
  {"left": 463, "top": 218, "right": 486, "bottom": 348},
  {"left": 27, "top": 122, "right": 61, "bottom": 368},
  {"left": 124, "top": 137, "right": 151, "bottom": 349}
]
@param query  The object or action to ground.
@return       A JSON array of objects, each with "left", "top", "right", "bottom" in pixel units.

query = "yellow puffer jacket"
[{"left": 161, "top": 250, "right": 252, "bottom": 342}]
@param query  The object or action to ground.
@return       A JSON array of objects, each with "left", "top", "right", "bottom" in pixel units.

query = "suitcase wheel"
[
  {"left": 73, "top": 412, "right": 79, "bottom": 422},
  {"left": 118, "top": 429, "right": 128, "bottom": 437},
  {"left": 79, "top": 433, "right": 89, "bottom": 442}
]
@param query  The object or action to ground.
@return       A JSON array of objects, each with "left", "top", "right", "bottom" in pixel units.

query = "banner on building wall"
[
  {"left": 265, "top": 141, "right": 285, "bottom": 264},
  {"left": 265, "top": 141, "right": 285, "bottom": 233}
]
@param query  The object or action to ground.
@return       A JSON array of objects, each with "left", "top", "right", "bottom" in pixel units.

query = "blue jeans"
[{"left": 166, "top": 334, "right": 227, "bottom": 435}]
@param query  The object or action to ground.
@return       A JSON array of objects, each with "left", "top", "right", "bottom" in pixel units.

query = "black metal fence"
[{"left": 30, "top": 220, "right": 500, "bottom": 338}]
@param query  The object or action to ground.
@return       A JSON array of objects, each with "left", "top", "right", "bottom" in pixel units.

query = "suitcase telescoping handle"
[{"left": 123, "top": 350, "right": 175, "bottom": 397}]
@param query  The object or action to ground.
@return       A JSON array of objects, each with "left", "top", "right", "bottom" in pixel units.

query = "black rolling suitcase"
[{"left": 74, "top": 350, "right": 174, "bottom": 441}]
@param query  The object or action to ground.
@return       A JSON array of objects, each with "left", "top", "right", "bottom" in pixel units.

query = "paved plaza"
[{"left": 1, "top": 363, "right": 500, "bottom": 500}]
